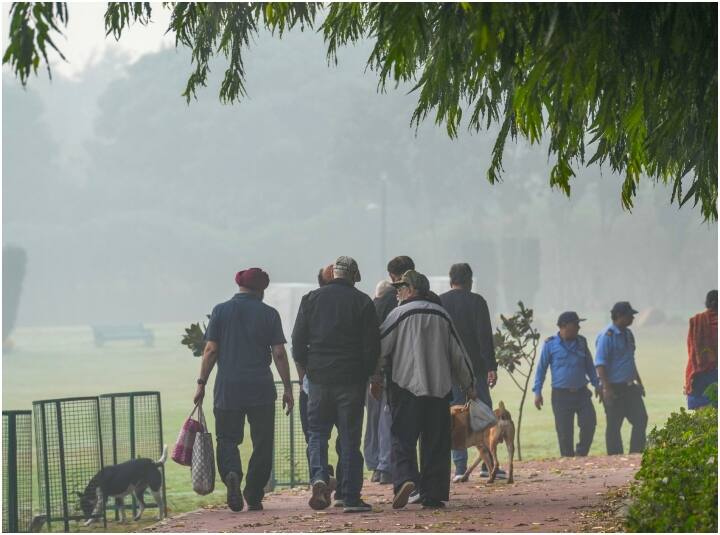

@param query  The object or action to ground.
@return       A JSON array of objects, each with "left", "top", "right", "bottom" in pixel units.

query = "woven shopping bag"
[
  {"left": 468, "top": 398, "right": 498, "bottom": 432},
  {"left": 171, "top": 404, "right": 204, "bottom": 466},
  {"left": 191, "top": 404, "right": 216, "bottom": 495}
]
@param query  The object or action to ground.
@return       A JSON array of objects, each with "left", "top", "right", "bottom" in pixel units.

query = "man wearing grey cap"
[
  {"left": 292, "top": 256, "right": 380, "bottom": 513},
  {"left": 595, "top": 301, "right": 648, "bottom": 455},
  {"left": 374, "top": 270, "right": 475, "bottom": 509},
  {"left": 533, "top": 311, "right": 600, "bottom": 457}
]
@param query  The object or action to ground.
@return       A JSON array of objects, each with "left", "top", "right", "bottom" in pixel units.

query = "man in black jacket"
[
  {"left": 292, "top": 256, "right": 380, "bottom": 513},
  {"left": 364, "top": 255, "right": 415, "bottom": 484},
  {"left": 440, "top": 263, "right": 502, "bottom": 482}
]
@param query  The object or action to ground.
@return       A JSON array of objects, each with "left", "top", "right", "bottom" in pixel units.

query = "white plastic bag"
[
  {"left": 469, "top": 399, "right": 497, "bottom": 432},
  {"left": 191, "top": 404, "right": 216, "bottom": 495}
]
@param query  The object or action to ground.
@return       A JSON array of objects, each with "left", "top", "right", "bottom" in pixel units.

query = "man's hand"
[
  {"left": 193, "top": 384, "right": 205, "bottom": 405},
  {"left": 638, "top": 383, "right": 646, "bottom": 397},
  {"left": 282, "top": 387, "right": 294, "bottom": 414},
  {"left": 369, "top": 382, "right": 383, "bottom": 401},
  {"left": 595, "top": 387, "right": 603, "bottom": 402},
  {"left": 602, "top": 384, "right": 615, "bottom": 404},
  {"left": 534, "top": 394, "right": 543, "bottom": 410},
  {"left": 466, "top": 387, "right": 478, "bottom": 401},
  {"left": 487, "top": 371, "right": 497, "bottom": 388}
]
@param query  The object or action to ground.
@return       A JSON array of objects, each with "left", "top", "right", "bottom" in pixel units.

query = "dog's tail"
[
  {"left": 155, "top": 445, "right": 168, "bottom": 466},
  {"left": 496, "top": 401, "right": 512, "bottom": 421}
]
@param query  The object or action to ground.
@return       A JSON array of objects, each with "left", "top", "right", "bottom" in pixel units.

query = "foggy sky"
[{"left": 2, "top": 16, "right": 717, "bottom": 329}]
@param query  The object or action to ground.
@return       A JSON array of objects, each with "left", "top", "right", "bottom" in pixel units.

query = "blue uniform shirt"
[
  {"left": 594, "top": 323, "right": 637, "bottom": 384},
  {"left": 533, "top": 333, "right": 599, "bottom": 394},
  {"left": 205, "top": 293, "right": 286, "bottom": 409}
]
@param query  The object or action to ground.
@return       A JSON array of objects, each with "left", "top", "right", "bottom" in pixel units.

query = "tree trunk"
[
  {"left": 516, "top": 388, "right": 526, "bottom": 461},
  {"left": 516, "top": 352, "right": 537, "bottom": 462}
]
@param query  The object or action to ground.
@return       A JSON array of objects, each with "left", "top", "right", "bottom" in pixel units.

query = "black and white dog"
[{"left": 78, "top": 445, "right": 167, "bottom": 525}]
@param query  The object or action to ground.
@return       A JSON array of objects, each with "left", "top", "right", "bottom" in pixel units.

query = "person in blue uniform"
[
  {"left": 533, "top": 311, "right": 600, "bottom": 457},
  {"left": 595, "top": 301, "right": 648, "bottom": 455}
]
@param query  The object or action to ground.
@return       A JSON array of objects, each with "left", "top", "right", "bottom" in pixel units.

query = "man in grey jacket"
[{"left": 373, "top": 270, "right": 476, "bottom": 510}]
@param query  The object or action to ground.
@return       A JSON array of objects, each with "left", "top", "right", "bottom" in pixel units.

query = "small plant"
[
  {"left": 626, "top": 406, "right": 718, "bottom": 532},
  {"left": 181, "top": 316, "right": 210, "bottom": 357},
  {"left": 493, "top": 301, "right": 540, "bottom": 461},
  {"left": 704, "top": 382, "right": 718, "bottom": 407}
]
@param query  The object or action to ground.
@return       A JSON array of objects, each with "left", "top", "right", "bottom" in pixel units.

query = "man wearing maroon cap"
[{"left": 193, "top": 268, "right": 294, "bottom": 513}]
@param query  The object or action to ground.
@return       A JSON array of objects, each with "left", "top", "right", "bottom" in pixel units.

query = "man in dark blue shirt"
[
  {"left": 193, "top": 268, "right": 294, "bottom": 513},
  {"left": 439, "top": 263, "right": 500, "bottom": 482},
  {"left": 595, "top": 301, "right": 647, "bottom": 455},
  {"left": 533, "top": 311, "right": 600, "bottom": 457}
]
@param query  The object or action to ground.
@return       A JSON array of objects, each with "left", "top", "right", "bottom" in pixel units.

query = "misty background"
[{"left": 3, "top": 25, "right": 717, "bottom": 330}]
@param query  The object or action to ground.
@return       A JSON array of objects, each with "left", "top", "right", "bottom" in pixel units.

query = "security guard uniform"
[
  {"left": 595, "top": 302, "right": 648, "bottom": 455},
  {"left": 533, "top": 312, "right": 599, "bottom": 456}
]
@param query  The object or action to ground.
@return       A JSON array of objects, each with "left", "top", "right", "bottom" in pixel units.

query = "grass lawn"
[{"left": 2, "top": 316, "right": 692, "bottom": 531}]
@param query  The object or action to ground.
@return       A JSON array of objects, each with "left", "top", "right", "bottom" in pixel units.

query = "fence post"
[
  {"left": 55, "top": 402, "right": 70, "bottom": 532},
  {"left": 7, "top": 413, "right": 19, "bottom": 532},
  {"left": 289, "top": 400, "right": 296, "bottom": 488},
  {"left": 38, "top": 404, "right": 52, "bottom": 532}
]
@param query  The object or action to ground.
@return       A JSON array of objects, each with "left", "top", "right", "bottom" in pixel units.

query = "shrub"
[{"left": 626, "top": 405, "right": 718, "bottom": 532}]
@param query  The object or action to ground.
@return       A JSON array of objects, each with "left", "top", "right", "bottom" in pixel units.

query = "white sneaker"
[
  {"left": 408, "top": 490, "right": 422, "bottom": 505},
  {"left": 452, "top": 474, "right": 465, "bottom": 483}
]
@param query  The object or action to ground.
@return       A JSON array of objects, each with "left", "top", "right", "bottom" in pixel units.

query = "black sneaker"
[
  {"left": 392, "top": 481, "right": 416, "bottom": 509},
  {"left": 408, "top": 490, "right": 422, "bottom": 505},
  {"left": 378, "top": 470, "right": 392, "bottom": 485},
  {"left": 309, "top": 480, "right": 329, "bottom": 510},
  {"left": 243, "top": 490, "right": 263, "bottom": 511},
  {"left": 343, "top": 500, "right": 372, "bottom": 513},
  {"left": 333, "top": 497, "right": 345, "bottom": 508},
  {"left": 421, "top": 499, "right": 445, "bottom": 509},
  {"left": 495, "top": 468, "right": 508, "bottom": 480},
  {"left": 420, "top": 498, "right": 445, "bottom": 509},
  {"left": 225, "top": 472, "right": 244, "bottom": 512}
]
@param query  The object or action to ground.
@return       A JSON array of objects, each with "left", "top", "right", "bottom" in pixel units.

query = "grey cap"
[
  {"left": 333, "top": 256, "right": 361, "bottom": 282},
  {"left": 391, "top": 269, "right": 430, "bottom": 295}
]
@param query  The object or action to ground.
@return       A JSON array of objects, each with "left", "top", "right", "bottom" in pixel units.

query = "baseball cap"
[
  {"left": 333, "top": 256, "right": 361, "bottom": 282},
  {"left": 557, "top": 311, "right": 586, "bottom": 326},
  {"left": 392, "top": 270, "right": 430, "bottom": 295},
  {"left": 611, "top": 301, "right": 639, "bottom": 316}
]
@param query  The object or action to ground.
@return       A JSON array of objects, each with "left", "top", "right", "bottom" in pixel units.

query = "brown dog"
[{"left": 450, "top": 401, "right": 515, "bottom": 484}]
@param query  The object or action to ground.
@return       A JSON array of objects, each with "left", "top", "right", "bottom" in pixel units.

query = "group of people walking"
[
  {"left": 191, "top": 255, "right": 717, "bottom": 514},
  {"left": 193, "top": 255, "right": 500, "bottom": 512}
]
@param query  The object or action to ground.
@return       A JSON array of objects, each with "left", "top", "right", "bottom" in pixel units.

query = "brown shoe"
[
  {"left": 392, "top": 481, "right": 415, "bottom": 509},
  {"left": 309, "top": 480, "right": 329, "bottom": 510}
]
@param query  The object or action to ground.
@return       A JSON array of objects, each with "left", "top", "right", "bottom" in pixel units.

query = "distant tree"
[
  {"left": 3, "top": 3, "right": 717, "bottom": 220},
  {"left": 494, "top": 301, "right": 540, "bottom": 461},
  {"left": 2, "top": 245, "right": 27, "bottom": 345}
]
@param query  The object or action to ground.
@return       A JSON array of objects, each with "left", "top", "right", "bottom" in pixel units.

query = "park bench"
[{"left": 91, "top": 324, "right": 154, "bottom": 347}]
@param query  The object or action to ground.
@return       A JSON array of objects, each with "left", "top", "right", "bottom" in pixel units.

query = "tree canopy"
[{"left": 4, "top": 2, "right": 718, "bottom": 220}]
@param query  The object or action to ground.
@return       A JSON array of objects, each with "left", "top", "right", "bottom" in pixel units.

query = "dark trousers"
[
  {"left": 307, "top": 381, "right": 365, "bottom": 504},
  {"left": 299, "top": 390, "right": 344, "bottom": 499},
  {"left": 389, "top": 382, "right": 451, "bottom": 502},
  {"left": 551, "top": 387, "right": 597, "bottom": 457},
  {"left": 603, "top": 383, "right": 648, "bottom": 455},
  {"left": 214, "top": 404, "right": 274, "bottom": 504},
  {"left": 451, "top": 378, "right": 492, "bottom": 474}
]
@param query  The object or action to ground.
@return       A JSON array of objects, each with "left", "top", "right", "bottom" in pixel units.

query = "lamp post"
[{"left": 380, "top": 172, "right": 387, "bottom": 270}]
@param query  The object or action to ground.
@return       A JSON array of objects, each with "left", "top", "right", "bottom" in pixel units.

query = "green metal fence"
[
  {"left": 98, "top": 391, "right": 166, "bottom": 519},
  {"left": 3, "top": 410, "right": 33, "bottom": 532},
  {"left": 33, "top": 397, "right": 106, "bottom": 532},
  {"left": 269, "top": 380, "right": 309, "bottom": 489}
]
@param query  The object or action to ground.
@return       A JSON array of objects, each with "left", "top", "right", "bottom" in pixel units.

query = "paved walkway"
[{"left": 146, "top": 455, "right": 640, "bottom": 533}]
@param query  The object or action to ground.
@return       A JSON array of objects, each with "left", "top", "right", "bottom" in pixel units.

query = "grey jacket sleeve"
[{"left": 448, "top": 323, "right": 475, "bottom": 392}]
